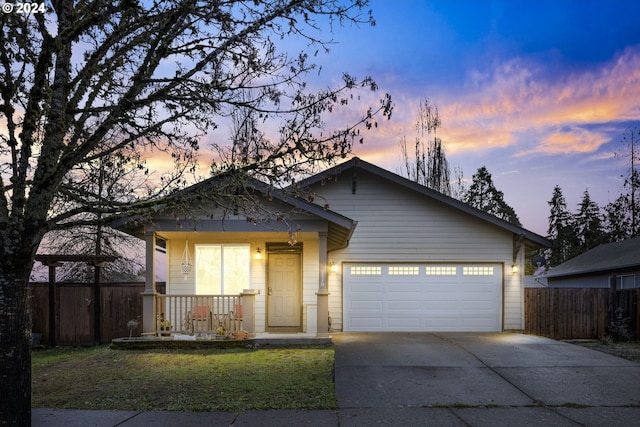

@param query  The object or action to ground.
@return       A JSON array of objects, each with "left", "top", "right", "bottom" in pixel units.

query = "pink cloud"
[
  {"left": 418, "top": 46, "right": 640, "bottom": 157},
  {"left": 147, "top": 45, "right": 640, "bottom": 180},
  {"left": 536, "top": 129, "right": 609, "bottom": 154}
]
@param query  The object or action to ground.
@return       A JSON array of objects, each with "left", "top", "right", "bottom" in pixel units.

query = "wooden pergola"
[{"left": 35, "top": 254, "right": 117, "bottom": 346}]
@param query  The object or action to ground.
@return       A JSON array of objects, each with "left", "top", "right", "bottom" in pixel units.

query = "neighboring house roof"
[
  {"left": 114, "top": 173, "right": 357, "bottom": 251},
  {"left": 295, "top": 157, "right": 551, "bottom": 248},
  {"left": 544, "top": 237, "right": 640, "bottom": 278}
]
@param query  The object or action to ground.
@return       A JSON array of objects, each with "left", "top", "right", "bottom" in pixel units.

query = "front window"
[{"left": 195, "top": 244, "right": 250, "bottom": 294}]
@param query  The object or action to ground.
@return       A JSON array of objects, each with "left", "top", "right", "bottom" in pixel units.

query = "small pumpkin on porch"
[{"left": 232, "top": 330, "right": 248, "bottom": 340}]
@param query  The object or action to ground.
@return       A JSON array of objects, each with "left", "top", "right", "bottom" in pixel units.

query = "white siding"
[
  {"left": 166, "top": 238, "right": 194, "bottom": 294},
  {"left": 311, "top": 170, "right": 523, "bottom": 331},
  {"left": 505, "top": 241, "right": 525, "bottom": 330}
]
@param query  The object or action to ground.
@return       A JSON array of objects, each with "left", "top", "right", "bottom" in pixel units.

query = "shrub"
[{"left": 607, "top": 307, "right": 631, "bottom": 342}]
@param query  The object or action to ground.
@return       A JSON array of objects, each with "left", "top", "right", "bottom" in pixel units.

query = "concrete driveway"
[{"left": 332, "top": 332, "right": 640, "bottom": 426}]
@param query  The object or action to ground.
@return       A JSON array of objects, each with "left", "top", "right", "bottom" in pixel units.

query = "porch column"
[
  {"left": 142, "top": 231, "right": 158, "bottom": 334},
  {"left": 241, "top": 289, "right": 259, "bottom": 337},
  {"left": 316, "top": 232, "right": 330, "bottom": 337}
]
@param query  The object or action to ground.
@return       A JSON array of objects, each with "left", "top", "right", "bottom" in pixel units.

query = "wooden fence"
[
  {"left": 29, "top": 282, "right": 165, "bottom": 346},
  {"left": 525, "top": 288, "right": 639, "bottom": 340},
  {"left": 31, "top": 282, "right": 639, "bottom": 344}
]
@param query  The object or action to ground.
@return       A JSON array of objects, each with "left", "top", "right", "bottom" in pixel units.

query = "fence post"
[
  {"left": 47, "top": 264, "right": 61, "bottom": 346},
  {"left": 92, "top": 263, "right": 105, "bottom": 345},
  {"left": 636, "top": 289, "right": 640, "bottom": 341},
  {"left": 609, "top": 274, "right": 617, "bottom": 332}
]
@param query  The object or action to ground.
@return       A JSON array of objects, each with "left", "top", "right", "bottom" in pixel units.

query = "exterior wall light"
[
  {"left": 511, "top": 264, "right": 520, "bottom": 274},
  {"left": 329, "top": 261, "right": 338, "bottom": 273},
  {"left": 255, "top": 247, "right": 262, "bottom": 260}
]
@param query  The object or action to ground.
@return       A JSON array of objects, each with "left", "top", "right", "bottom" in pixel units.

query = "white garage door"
[{"left": 343, "top": 263, "right": 502, "bottom": 332}]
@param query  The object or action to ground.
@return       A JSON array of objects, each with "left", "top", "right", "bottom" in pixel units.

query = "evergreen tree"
[
  {"left": 574, "top": 189, "right": 605, "bottom": 252},
  {"left": 546, "top": 185, "right": 577, "bottom": 266},
  {"left": 463, "top": 166, "right": 521, "bottom": 226}
]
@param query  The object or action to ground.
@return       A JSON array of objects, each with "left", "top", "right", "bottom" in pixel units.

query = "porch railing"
[{"left": 155, "top": 294, "right": 243, "bottom": 336}]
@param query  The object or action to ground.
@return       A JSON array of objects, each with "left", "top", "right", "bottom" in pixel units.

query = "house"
[
  {"left": 543, "top": 237, "right": 640, "bottom": 289},
  {"left": 118, "top": 157, "right": 549, "bottom": 337}
]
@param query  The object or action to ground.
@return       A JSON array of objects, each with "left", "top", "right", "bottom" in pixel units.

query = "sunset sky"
[{"left": 257, "top": 0, "right": 640, "bottom": 236}]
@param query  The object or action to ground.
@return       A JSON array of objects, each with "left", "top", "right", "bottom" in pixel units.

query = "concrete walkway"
[{"left": 33, "top": 333, "right": 640, "bottom": 426}]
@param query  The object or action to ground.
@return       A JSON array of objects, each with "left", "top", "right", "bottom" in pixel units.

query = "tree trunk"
[{"left": 0, "top": 263, "right": 33, "bottom": 426}]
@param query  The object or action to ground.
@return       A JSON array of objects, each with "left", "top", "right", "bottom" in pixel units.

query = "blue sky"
[{"left": 291, "top": 0, "right": 640, "bottom": 235}]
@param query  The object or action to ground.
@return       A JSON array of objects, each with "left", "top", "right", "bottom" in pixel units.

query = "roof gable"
[
  {"left": 115, "top": 174, "right": 356, "bottom": 251},
  {"left": 296, "top": 157, "right": 550, "bottom": 248}
]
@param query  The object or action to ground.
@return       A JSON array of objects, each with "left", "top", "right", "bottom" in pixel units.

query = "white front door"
[{"left": 267, "top": 253, "right": 301, "bottom": 328}]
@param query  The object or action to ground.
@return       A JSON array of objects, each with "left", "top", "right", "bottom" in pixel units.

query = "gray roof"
[
  {"left": 544, "top": 237, "right": 640, "bottom": 278},
  {"left": 295, "top": 157, "right": 551, "bottom": 248},
  {"left": 249, "top": 178, "right": 357, "bottom": 250},
  {"left": 114, "top": 173, "right": 357, "bottom": 251}
]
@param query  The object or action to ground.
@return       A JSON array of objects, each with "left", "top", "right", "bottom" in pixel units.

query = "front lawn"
[{"left": 32, "top": 345, "right": 336, "bottom": 411}]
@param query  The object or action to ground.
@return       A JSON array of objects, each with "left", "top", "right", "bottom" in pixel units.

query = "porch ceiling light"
[{"left": 255, "top": 247, "right": 263, "bottom": 260}]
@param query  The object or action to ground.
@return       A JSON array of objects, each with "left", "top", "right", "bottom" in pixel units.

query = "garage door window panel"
[
  {"left": 388, "top": 266, "right": 420, "bottom": 275},
  {"left": 350, "top": 266, "right": 382, "bottom": 275},
  {"left": 463, "top": 266, "right": 495, "bottom": 276},
  {"left": 425, "top": 266, "right": 457, "bottom": 276}
]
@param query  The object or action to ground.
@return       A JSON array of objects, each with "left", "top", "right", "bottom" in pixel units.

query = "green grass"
[{"left": 32, "top": 345, "right": 336, "bottom": 411}]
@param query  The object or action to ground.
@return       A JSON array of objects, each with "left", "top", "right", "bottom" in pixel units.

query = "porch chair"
[{"left": 188, "top": 305, "right": 211, "bottom": 334}]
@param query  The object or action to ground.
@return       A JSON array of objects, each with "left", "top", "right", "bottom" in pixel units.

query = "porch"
[
  {"left": 140, "top": 231, "right": 336, "bottom": 339},
  {"left": 118, "top": 180, "right": 356, "bottom": 338},
  {"left": 152, "top": 294, "right": 244, "bottom": 337},
  {"left": 145, "top": 293, "right": 249, "bottom": 337},
  {"left": 143, "top": 290, "right": 330, "bottom": 340}
]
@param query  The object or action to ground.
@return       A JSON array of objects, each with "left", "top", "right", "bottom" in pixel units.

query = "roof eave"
[
  {"left": 545, "top": 262, "right": 640, "bottom": 279},
  {"left": 112, "top": 175, "right": 358, "bottom": 245}
]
